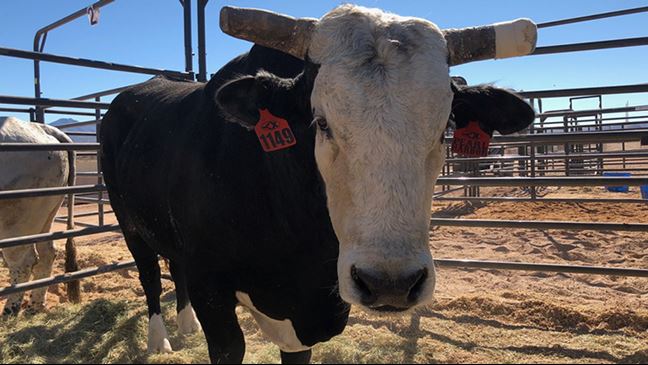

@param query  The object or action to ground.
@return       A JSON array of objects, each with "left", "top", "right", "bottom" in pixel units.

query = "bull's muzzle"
[{"left": 351, "top": 265, "right": 430, "bottom": 312}]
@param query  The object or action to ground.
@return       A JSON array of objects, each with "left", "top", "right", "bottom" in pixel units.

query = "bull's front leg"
[{"left": 187, "top": 270, "right": 245, "bottom": 364}]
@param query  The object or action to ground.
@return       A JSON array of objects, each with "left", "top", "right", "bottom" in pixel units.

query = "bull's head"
[{"left": 217, "top": 5, "right": 536, "bottom": 313}]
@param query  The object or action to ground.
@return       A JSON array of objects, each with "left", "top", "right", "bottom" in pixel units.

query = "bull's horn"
[
  {"left": 444, "top": 18, "right": 537, "bottom": 66},
  {"left": 220, "top": 6, "right": 318, "bottom": 60}
]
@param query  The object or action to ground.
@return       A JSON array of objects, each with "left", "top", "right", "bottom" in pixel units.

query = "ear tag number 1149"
[{"left": 255, "top": 109, "right": 297, "bottom": 152}]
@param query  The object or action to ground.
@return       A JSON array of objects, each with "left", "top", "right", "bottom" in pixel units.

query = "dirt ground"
[{"left": 1, "top": 185, "right": 647, "bottom": 363}]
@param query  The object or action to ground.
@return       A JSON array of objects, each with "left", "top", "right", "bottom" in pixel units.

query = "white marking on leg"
[
  {"left": 147, "top": 314, "right": 173, "bottom": 354},
  {"left": 236, "top": 291, "right": 310, "bottom": 353},
  {"left": 177, "top": 304, "right": 201, "bottom": 335}
]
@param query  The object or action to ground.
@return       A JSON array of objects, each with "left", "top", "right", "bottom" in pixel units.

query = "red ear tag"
[
  {"left": 451, "top": 121, "right": 491, "bottom": 157},
  {"left": 255, "top": 109, "right": 297, "bottom": 152}
]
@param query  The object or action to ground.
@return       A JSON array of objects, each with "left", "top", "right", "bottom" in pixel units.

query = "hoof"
[
  {"left": 177, "top": 305, "right": 201, "bottom": 335},
  {"left": 148, "top": 338, "right": 173, "bottom": 354},
  {"left": 2, "top": 304, "right": 21, "bottom": 317},
  {"left": 24, "top": 303, "right": 46, "bottom": 316},
  {"left": 148, "top": 314, "right": 173, "bottom": 354}
]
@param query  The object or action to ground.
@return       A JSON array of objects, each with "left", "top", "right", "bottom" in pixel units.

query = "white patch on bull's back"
[
  {"left": 235, "top": 291, "right": 310, "bottom": 353},
  {"left": 1, "top": 117, "right": 72, "bottom": 315},
  {"left": 148, "top": 314, "right": 173, "bottom": 354},
  {"left": 177, "top": 304, "right": 201, "bottom": 335},
  {"left": 306, "top": 5, "right": 451, "bottom": 308}
]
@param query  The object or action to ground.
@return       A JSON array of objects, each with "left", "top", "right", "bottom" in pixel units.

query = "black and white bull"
[
  {"left": 100, "top": 5, "right": 536, "bottom": 363},
  {"left": 1, "top": 117, "right": 80, "bottom": 315}
]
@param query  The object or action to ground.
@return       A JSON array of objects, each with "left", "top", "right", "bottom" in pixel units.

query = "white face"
[{"left": 308, "top": 5, "right": 452, "bottom": 312}]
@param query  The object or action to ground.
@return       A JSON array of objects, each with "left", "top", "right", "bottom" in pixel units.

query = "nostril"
[
  {"left": 407, "top": 268, "right": 428, "bottom": 303},
  {"left": 351, "top": 265, "right": 374, "bottom": 304}
]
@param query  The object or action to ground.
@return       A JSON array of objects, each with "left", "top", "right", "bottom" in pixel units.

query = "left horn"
[
  {"left": 220, "top": 6, "right": 318, "bottom": 60},
  {"left": 444, "top": 18, "right": 537, "bottom": 66}
]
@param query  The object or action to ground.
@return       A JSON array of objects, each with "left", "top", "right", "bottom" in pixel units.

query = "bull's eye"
[
  {"left": 313, "top": 116, "right": 332, "bottom": 139},
  {"left": 315, "top": 117, "right": 329, "bottom": 132}
]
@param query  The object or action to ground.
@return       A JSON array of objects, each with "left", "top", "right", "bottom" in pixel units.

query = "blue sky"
[{"left": 1, "top": 0, "right": 647, "bottom": 124}]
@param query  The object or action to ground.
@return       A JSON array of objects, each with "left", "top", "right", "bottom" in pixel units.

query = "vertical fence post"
[
  {"left": 95, "top": 97, "right": 105, "bottom": 227},
  {"left": 564, "top": 116, "right": 571, "bottom": 176},
  {"left": 66, "top": 140, "right": 80, "bottom": 303},
  {"left": 33, "top": 36, "right": 45, "bottom": 123},
  {"left": 182, "top": 0, "right": 193, "bottom": 75},
  {"left": 197, "top": 0, "right": 209, "bottom": 82}
]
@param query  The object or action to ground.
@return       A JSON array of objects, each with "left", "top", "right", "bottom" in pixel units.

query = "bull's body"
[
  {"left": 0, "top": 117, "right": 78, "bottom": 315},
  {"left": 101, "top": 46, "right": 349, "bottom": 361}
]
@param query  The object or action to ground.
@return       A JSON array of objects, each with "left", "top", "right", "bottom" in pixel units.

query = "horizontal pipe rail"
[
  {"left": 76, "top": 172, "right": 102, "bottom": 177},
  {"left": 537, "top": 6, "right": 648, "bottom": 28},
  {"left": 538, "top": 104, "right": 648, "bottom": 118},
  {"left": 435, "top": 259, "right": 648, "bottom": 278},
  {"left": 73, "top": 196, "right": 110, "bottom": 204},
  {"left": 435, "top": 196, "right": 648, "bottom": 204},
  {"left": 0, "top": 107, "right": 32, "bottom": 114},
  {"left": 0, "top": 143, "right": 100, "bottom": 151},
  {"left": 4, "top": 256, "right": 648, "bottom": 298},
  {"left": 1, "top": 177, "right": 645, "bottom": 202},
  {"left": 65, "top": 132, "right": 96, "bottom": 136},
  {"left": 0, "top": 95, "right": 109, "bottom": 109},
  {"left": 9, "top": 131, "right": 641, "bottom": 152},
  {"left": 12, "top": 129, "right": 640, "bottom": 153},
  {"left": 430, "top": 218, "right": 648, "bottom": 232},
  {"left": 436, "top": 176, "right": 648, "bottom": 187},
  {"left": 519, "top": 83, "right": 648, "bottom": 99},
  {"left": 447, "top": 151, "right": 648, "bottom": 163},
  {"left": 0, "top": 184, "right": 106, "bottom": 200},
  {"left": 0, "top": 47, "right": 193, "bottom": 80},
  {"left": 45, "top": 109, "right": 102, "bottom": 117},
  {"left": 54, "top": 119, "right": 101, "bottom": 129},
  {"left": 532, "top": 37, "right": 648, "bottom": 56},
  {"left": 433, "top": 186, "right": 465, "bottom": 198},
  {"left": 489, "top": 129, "right": 648, "bottom": 144},
  {"left": 51, "top": 220, "right": 100, "bottom": 229},
  {"left": 56, "top": 209, "right": 114, "bottom": 221},
  {"left": 532, "top": 120, "right": 648, "bottom": 132},
  {"left": 471, "top": 168, "right": 648, "bottom": 175},
  {"left": 0, "top": 224, "right": 120, "bottom": 249},
  {"left": 0, "top": 260, "right": 135, "bottom": 297},
  {"left": 72, "top": 85, "right": 133, "bottom": 101},
  {"left": 536, "top": 114, "right": 648, "bottom": 124}
]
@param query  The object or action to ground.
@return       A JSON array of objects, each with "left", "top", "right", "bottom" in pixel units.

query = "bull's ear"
[
  {"left": 452, "top": 85, "right": 535, "bottom": 135},
  {"left": 216, "top": 76, "right": 261, "bottom": 129}
]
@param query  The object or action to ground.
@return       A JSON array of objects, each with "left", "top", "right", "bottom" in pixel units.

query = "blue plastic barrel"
[
  {"left": 641, "top": 185, "right": 648, "bottom": 199},
  {"left": 602, "top": 172, "right": 631, "bottom": 193}
]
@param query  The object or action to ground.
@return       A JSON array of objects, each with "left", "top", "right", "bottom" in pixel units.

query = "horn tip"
[
  {"left": 219, "top": 6, "right": 232, "bottom": 33},
  {"left": 493, "top": 18, "right": 537, "bottom": 59},
  {"left": 220, "top": 6, "right": 245, "bottom": 34}
]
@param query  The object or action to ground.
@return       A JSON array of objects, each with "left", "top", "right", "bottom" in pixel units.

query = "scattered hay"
[
  {"left": 432, "top": 296, "right": 648, "bottom": 334},
  {"left": 0, "top": 300, "right": 146, "bottom": 364},
  {"left": 1, "top": 296, "right": 647, "bottom": 364}
]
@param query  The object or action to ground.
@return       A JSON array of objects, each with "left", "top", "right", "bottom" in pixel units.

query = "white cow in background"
[{"left": 0, "top": 116, "right": 80, "bottom": 315}]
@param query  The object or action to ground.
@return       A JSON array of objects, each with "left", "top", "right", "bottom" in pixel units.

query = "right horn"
[
  {"left": 220, "top": 6, "right": 318, "bottom": 60},
  {"left": 444, "top": 18, "right": 537, "bottom": 66}
]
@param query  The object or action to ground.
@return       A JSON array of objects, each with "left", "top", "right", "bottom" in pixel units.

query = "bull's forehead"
[
  {"left": 309, "top": 5, "right": 447, "bottom": 64},
  {"left": 308, "top": 5, "right": 452, "bottom": 146}
]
